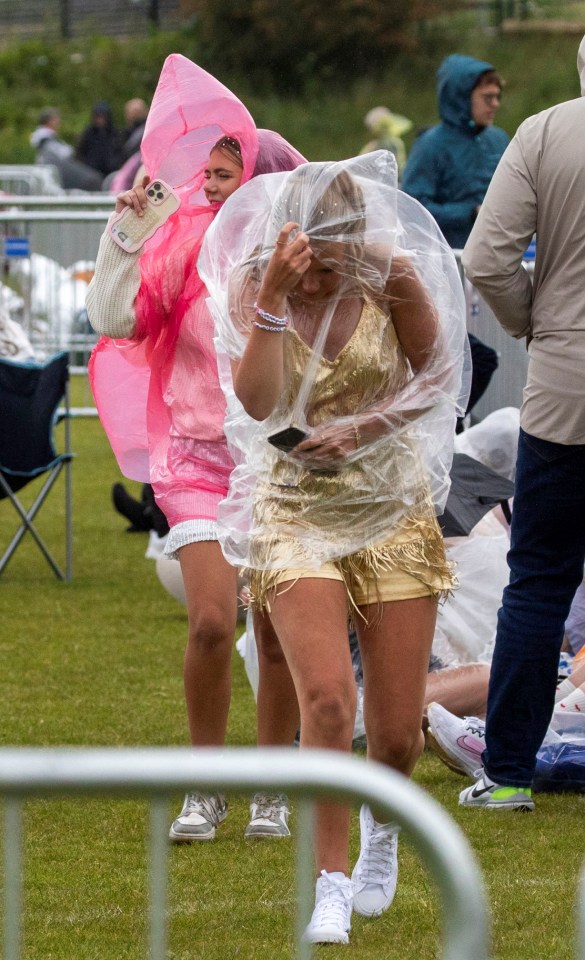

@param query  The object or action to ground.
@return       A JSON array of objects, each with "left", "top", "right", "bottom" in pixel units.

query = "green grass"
[{"left": 1, "top": 383, "right": 585, "bottom": 958}]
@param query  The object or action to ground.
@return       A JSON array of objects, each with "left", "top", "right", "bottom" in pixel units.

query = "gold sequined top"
[{"left": 247, "top": 299, "right": 455, "bottom": 602}]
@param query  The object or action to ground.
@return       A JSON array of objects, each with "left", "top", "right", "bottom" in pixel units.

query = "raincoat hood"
[
  {"left": 364, "top": 106, "right": 412, "bottom": 138},
  {"left": 140, "top": 53, "right": 258, "bottom": 194},
  {"left": 91, "top": 100, "right": 114, "bottom": 125},
  {"left": 578, "top": 35, "right": 585, "bottom": 94},
  {"left": 437, "top": 54, "right": 496, "bottom": 131}
]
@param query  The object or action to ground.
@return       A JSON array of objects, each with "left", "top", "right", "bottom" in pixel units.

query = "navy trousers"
[{"left": 483, "top": 429, "right": 585, "bottom": 787}]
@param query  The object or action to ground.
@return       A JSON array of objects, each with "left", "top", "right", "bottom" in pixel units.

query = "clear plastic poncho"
[{"left": 199, "top": 151, "right": 471, "bottom": 588}]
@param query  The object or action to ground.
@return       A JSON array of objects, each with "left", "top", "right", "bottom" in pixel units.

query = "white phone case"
[{"left": 109, "top": 179, "right": 180, "bottom": 252}]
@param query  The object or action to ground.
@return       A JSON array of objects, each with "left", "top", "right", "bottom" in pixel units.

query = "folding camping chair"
[{"left": 0, "top": 351, "right": 74, "bottom": 580}]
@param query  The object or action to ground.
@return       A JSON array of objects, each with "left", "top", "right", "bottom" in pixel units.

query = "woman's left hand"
[{"left": 292, "top": 424, "right": 359, "bottom": 469}]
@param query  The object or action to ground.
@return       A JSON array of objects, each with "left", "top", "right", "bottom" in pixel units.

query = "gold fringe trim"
[{"left": 245, "top": 529, "right": 456, "bottom": 620}]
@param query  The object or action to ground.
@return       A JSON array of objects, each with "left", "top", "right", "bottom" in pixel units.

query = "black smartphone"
[{"left": 267, "top": 425, "right": 309, "bottom": 452}]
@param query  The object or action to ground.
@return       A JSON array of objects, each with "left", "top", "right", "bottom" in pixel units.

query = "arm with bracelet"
[{"left": 231, "top": 221, "right": 312, "bottom": 423}]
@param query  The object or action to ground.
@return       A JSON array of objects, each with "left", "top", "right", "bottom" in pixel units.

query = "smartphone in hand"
[
  {"left": 109, "top": 180, "right": 180, "bottom": 252},
  {"left": 267, "top": 425, "right": 309, "bottom": 452}
]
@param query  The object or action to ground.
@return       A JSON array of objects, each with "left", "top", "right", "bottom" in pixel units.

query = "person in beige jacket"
[{"left": 458, "top": 35, "right": 585, "bottom": 811}]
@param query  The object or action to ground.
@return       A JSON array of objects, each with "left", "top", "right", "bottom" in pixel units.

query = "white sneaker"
[
  {"left": 426, "top": 702, "right": 485, "bottom": 777},
  {"left": 303, "top": 870, "right": 353, "bottom": 945},
  {"left": 245, "top": 793, "right": 290, "bottom": 838},
  {"left": 168, "top": 792, "right": 227, "bottom": 842},
  {"left": 351, "top": 804, "right": 399, "bottom": 918}
]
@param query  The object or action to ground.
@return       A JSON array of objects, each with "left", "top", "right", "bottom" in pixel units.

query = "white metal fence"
[
  {"left": 0, "top": 165, "right": 64, "bottom": 196},
  {"left": 0, "top": 746, "right": 490, "bottom": 960},
  {"left": 0, "top": 194, "right": 111, "bottom": 370},
  {"left": 455, "top": 252, "right": 531, "bottom": 422}
]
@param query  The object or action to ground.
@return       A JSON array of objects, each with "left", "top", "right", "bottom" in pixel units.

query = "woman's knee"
[
  {"left": 302, "top": 681, "right": 357, "bottom": 741},
  {"left": 367, "top": 722, "right": 424, "bottom": 771},
  {"left": 186, "top": 604, "right": 236, "bottom": 653}
]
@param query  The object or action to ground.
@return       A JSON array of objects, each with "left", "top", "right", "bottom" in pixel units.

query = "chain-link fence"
[{"left": 0, "top": 0, "right": 183, "bottom": 43}]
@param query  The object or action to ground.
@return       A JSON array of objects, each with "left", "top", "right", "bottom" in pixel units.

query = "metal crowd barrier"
[
  {"left": 0, "top": 195, "right": 111, "bottom": 369},
  {"left": 454, "top": 249, "right": 531, "bottom": 421},
  {"left": 0, "top": 746, "right": 490, "bottom": 960},
  {"left": 0, "top": 165, "right": 64, "bottom": 196}
]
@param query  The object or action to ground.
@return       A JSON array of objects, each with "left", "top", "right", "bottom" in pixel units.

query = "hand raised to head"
[{"left": 258, "top": 222, "right": 312, "bottom": 303}]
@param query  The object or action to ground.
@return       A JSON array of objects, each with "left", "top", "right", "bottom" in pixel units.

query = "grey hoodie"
[
  {"left": 30, "top": 126, "right": 74, "bottom": 165},
  {"left": 462, "top": 36, "right": 585, "bottom": 444}
]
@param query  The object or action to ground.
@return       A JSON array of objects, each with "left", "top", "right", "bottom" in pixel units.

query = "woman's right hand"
[
  {"left": 114, "top": 175, "right": 150, "bottom": 216},
  {"left": 256, "top": 221, "right": 312, "bottom": 310}
]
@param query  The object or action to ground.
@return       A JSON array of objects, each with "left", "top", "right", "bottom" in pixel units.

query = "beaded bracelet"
[
  {"left": 254, "top": 302, "right": 288, "bottom": 327},
  {"left": 252, "top": 319, "right": 287, "bottom": 332}
]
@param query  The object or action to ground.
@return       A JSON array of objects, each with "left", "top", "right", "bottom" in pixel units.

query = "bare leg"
[
  {"left": 350, "top": 596, "right": 437, "bottom": 920},
  {"left": 357, "top": 596, "right": 437, "bottom": 779},
  {"left": 423, "top": 662, "right": 491, "bottom": 728},
  {"left": 178, "top": 541, "right": 238, "bottom": 746},
  {"left": 564, "top": 658, "right": 585, "bottom": 689},
  {"left": 254, "top": 610, "right": 300, "bottom": 746},
  {"left": 268, "top": 578, "right": 355, "bottom": 875}
]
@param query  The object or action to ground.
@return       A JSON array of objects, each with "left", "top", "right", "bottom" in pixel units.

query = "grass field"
[{"left": 1, "top": 379, "right": 584, "bottom": 959}]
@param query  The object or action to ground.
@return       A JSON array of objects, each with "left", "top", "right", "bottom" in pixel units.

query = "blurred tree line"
[
  {"left": 0, "top": 6, "right": 581, "bottom": 164},
  {"left": 183, "top": 0, "right": 464, "bottom": 91}
]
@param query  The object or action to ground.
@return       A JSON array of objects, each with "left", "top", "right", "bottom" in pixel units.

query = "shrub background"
[{"left": 0, "top": 21, "right": 582, "bottom": 165}]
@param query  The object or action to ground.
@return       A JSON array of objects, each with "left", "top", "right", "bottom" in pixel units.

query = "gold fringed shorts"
[{"left": 247, "top": 514, "right": 456, "bottom": 613}]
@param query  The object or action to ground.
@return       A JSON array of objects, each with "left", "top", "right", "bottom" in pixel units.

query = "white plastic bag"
[{"left": 434, "top": 512, "right": 510, "bottom": 664}]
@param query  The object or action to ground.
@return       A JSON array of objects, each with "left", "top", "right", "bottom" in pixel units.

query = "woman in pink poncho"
[{"left": 86, "top": 55, "right": 305, "bottom": 841}]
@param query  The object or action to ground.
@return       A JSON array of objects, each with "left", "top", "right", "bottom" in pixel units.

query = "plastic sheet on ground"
[{"left": 534, "top": 729, "right": 585, "bottom": 793}]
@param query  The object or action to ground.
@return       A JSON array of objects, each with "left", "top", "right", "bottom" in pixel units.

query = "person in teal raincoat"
[{"left": 402, "top": 54, "right": 509, "bottom": 250}]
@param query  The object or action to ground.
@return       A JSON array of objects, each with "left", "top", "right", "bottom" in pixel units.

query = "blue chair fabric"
[{"left": 0, "top": 351, "right": 73, "bottom": 579}]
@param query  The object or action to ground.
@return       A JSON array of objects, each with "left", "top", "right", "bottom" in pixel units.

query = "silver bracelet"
[
  {"left": 252, "top": 319, "right": 287, "bottom": 332},
  {"left": 254, "top": 302, "right": 288, "bottom": 327}
]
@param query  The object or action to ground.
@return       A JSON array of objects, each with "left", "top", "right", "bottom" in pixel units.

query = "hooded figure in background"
[
  {"left": 359, "top": 105, "right": 412, "bottom": 181},
  {"left": 77, "top": 100, "right": 123, "bottom": 177},
  {"left": 402, "top": 54, "right": 509, "bottom": 250}
]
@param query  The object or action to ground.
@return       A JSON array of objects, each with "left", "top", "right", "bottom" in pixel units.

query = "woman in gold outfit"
[{"left": 199, "top": 153, "right": 470, "bottom": 945}]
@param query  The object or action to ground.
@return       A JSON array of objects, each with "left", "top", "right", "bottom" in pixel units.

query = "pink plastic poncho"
[{"left": 88, "top": 55, "right": 305, "bottom": 527}]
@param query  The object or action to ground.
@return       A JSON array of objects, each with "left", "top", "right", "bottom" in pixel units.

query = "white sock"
[
  {"left": 555, "top": 677, "right": 576, "bottom": 703},
  {"left": 555, "top": 686, "right": 585, "bottom": 714}
]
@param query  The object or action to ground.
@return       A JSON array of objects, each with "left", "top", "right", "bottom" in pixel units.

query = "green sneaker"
[{"left": 459, "top": 774, "right": 534, "bottom": 811}]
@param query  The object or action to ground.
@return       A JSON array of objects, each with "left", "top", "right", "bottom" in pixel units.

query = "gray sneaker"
[
  {"left": 169, "top": 792, "right": 227, "bottom": 842},
  {"left": 245, "top": 793, "right": 291, "bottom": 838}
]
